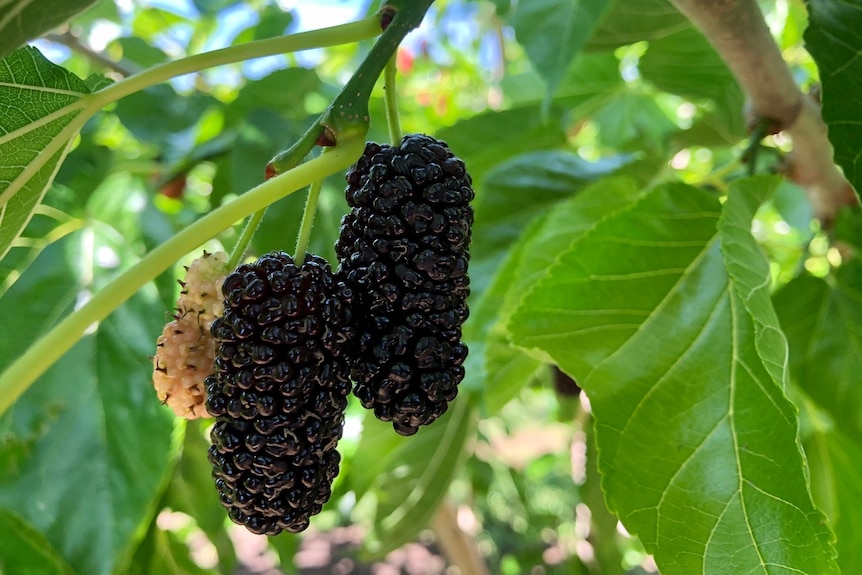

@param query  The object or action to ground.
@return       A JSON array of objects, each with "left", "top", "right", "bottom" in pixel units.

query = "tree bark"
[{"left": 669, "top": 0, "right": 857, "bottom": 225}]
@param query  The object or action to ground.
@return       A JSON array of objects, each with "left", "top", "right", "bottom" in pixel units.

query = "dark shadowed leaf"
[
  {"left": 114, "top": 85, "right": 217, "bottom": 143},
  {"left": 511, "top": 177, "right": 837, "bottom": 574},
  {"left": 774, "top": 261, "right": 862, "bottom": 441},
  {"left": 347, "top": 397, "right": 475, "bottom": 555},
  {"left": 0, "top": 234, "right": 177, "bottom": 575},
  {"left": 0, "top": 0, "right": 98, "bottom": 58},
  {"left": 805, "top": 0, "right": 862, "bottom": 196},
  {"left": 0, "top": 509, "right": 74, "bottom": 575},
  {"left": 588, "top": 0, "right": 687, "bottom": 49},
  {"left": 806, "top": 424, "right": 862, "bottom": 575}
]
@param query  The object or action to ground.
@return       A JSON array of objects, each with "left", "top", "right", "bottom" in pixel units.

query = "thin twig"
[
  {"left": 44, "top": 30, "right": 139, "bottom": 77},
  {"left": 669, "top": 0, "right": 857, "bottom": 226}
]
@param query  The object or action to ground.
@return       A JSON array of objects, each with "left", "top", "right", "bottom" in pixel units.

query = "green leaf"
[
  {"left": 482, "top": 340, "right": 543, "bottom": 415},
  {"left": 435, "top": 105, "right": 568, "bottom": 187},
  {"left": 509, "top": 0, "right": 614, "bottom": 97},
  {"left": 0, "top": 0, "right": 98, "bottom": 58},
  {"left": 477, "top": 177, "right": 644, "bottom": 412},
  {"left": 591, "top": 91, "right": 679, "bottom": 150},
  {"left": 348, "top": 397, "right": 475, "bottom": 555},
  {"left": 502, "top": 51, "right": 623, "bottom": 112},
  {"left": 164, "top": 421, "right": 236, "bottom": 572},
  {"left": 588, "top": 0, "right": 687, "bottom": 49},
  {"left": 192, "top": 0, "right": 241, "bottom": 15},
  {"left": 805, "top": 0, "right": 862, "bottom": 196},
  {"left": 806, "top": 425, "right": 862, "bottom": 575},
  {"left": 0, "top": 231, "right": 80, "bottom": 361},
  {"left": 223, "top": 68, "right": 321, "bottom": 127},
  {"left": 834, "top": 205, "right": 862, "bottom": 251},
  {"left": 112, "top": 37, "right": 168, "bottom": 69},
  {"left": 774, "top": 262, "right": 862, "bottom": 441},
  {"left": 640, "top": 27, "right": 745, "bottom": 140},
  {"left": 126, "top": 516, "right": 220, "bottom": 575},
  {"left": 233, "top": 5, "right": 294, "bottom": 43},
  {"left": 0, "top": 46, "right": 102, "bottom": 261},
  {"left": 114, "top": 85, "right": 217, "bottom": 144},
  {"left": 0, "top": 251, "right": 178, "bottom": 575},
  {"left": 511, "top": 179, "right": 837, "bottom": 574},
  {"left": 472, "top": 151, "right": 633, "bottom": 293},
  {"left": 0, "top": 509, "right": 74, "bottom": 575}
]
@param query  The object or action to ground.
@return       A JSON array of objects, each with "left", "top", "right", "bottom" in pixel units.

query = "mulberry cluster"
[
  {"left": 152, "top": 251, "right": 229, "bottom": 419},
  {"left": 206, "top": 252, "right": 354, "bottom": 535},
  {"left": 336, "top": 134, "right": 473, "bottom": 436}
]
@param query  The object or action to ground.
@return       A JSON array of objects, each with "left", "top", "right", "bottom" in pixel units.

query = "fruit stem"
[
  {"left": 227, "top": 208, "right": 267, "bottom": 270},
  {"left": 293, "top": 150, "right": 331, "bottom": 266},
  {"left": 266, "top": 117, "right": 326, "bottom": 178},
  {"left": 88, "top": 16, "right": 382, "bottom": 109},
  {"left": 320, "top": 0, "right": 434, "bottom": 143},
  {"left": 0, "top": 138, "right": 365, "bottom": 418},
  {"left": 384, "top": 54, "right": 403, "bottom": 145},
  {"left": 269, "top": 1, "right": 432, "bottom": 176}
]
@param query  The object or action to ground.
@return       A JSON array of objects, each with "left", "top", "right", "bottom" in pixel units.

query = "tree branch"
[
  {"left": 669, "top": 0, "right": 857, "bottom": 226},
  {"left": 45, "top": 29, "right": 139, "bottom": 77},
  {"left": 430, "top": 500, "right": 489, "bottom": 575}
]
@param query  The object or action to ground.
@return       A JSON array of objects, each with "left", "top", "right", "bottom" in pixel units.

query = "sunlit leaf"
[
  {"left": 0, "top": 0, "right": 98, "bottom": 58},
  {"left": 806, "top": 0, "right": 862, "bottom": 196},
  {"left": 0, "top": 46, "right": 103, "bottom": 260},
  {"left": 476, "top": 177, "right": 644, "bottom": 412},
  {"left": 511, "top": 177, "right": 837, "bottom": 574},
  {"left": 640, "top": 27, "right": 745, "bottom": 141},
  {"left": 472, "top": 151, "right": 633, "bottom": 292}
]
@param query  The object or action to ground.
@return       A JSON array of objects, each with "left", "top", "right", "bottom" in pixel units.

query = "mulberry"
[
  {"left": 152, "top": 251, "right": 229, "bottom": 419},
  {"left": 177, "top": 250, "right": 229, "bottom": 327},
  {"left": 206, "top": 251, "right": 354, "bottom": 535},
  {"left": 335, "top": 134, "right": 473, "bottom": 436}
]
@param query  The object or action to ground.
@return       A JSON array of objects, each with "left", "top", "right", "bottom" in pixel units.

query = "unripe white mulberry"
[{"left": 152, "top": 250, "right": 229, "bottom": 419}]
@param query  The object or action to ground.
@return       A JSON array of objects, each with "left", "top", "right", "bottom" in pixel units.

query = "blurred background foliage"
[{"left": 0, "top": 0, "right": 849, "bottom": 574}]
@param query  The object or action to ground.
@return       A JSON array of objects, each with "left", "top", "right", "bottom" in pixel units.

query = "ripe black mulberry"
[
  {"left": 335, "top": 134, "right": 473, "bottom": 436},
  {"left": 206, "top": 251, "right": 354, "bottom": 535}
]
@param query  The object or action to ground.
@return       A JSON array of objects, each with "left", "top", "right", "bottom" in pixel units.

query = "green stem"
[
  {"left": 321, "top": 0, "right": 434, "bottom": 142},
  {"left": 384, "top": 55, "right": 403, "bottom": 144},
  {"left": 227, "top": 209, "right": 267, "bottom": 269},
  {"left": 0, "top": 138, "right": 365, "bottom": 418},
  {"left": 0, "top": 15, "right": 380, "bottom": 242},
  {"left": 89, "top": 16, "right": 381, "bottom": 109},
  {"left": 294, "top": 151, "right": 331, "bottom": 265}
]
